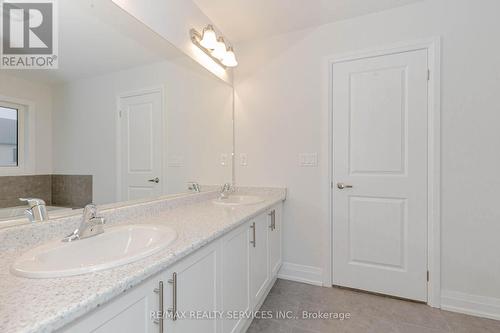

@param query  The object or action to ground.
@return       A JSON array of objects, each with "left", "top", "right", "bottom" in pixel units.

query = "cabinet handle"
[
  {"left": 168, "top": 272, "right": 178, "bottom": 321},
  {"left": 268, "top": 210, "right": 276, "bottom": 231},
  {"left": 153, "top": 281, "right": 164, "bottom": 333},
  {"left": 272, "top": 210, "right": 276, "bottom": 231},
  {"left": 250, "top": 222, "right": 256, "bottom": 247}
]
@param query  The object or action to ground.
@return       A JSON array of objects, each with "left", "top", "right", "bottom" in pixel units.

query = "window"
[
  {"left": 0, "top": 105, "right": 18, "bottom": 167},
  {"left": 0, "top": 100, "right": 27, "bottom": 173}
]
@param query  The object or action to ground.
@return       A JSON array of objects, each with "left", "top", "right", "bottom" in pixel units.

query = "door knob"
[
  {"left": 148, "top": 177, "right": 160, "bottom": 184},
  {"left": 337, "top": 183, "right": 353, "bottom": 190}
]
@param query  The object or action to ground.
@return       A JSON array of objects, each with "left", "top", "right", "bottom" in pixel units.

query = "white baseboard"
[
  {"left": 277, "top": 262, "right": 323, "bottom": 286},
  {"left": 441, "top": 290, "right": 500, "bottom": 321}
]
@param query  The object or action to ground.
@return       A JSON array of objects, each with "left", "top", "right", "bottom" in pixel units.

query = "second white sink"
[
  {"left": 213, "top": 195, "right": 265, "bottom": 206},
  {"left": 11, "top": 224, "right": 177, "bottom": 279}
]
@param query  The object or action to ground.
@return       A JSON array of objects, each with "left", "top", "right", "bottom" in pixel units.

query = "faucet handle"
[
  {"left": 62, "top": 204, "right": 104, "bottom": 242},
  {"left": 187, "top": 182, "right": 201, "bottom": 192},
  {"left": 24, "top": 209, "right": 35, "bottom": 223},
  {"left": 82, "top": 204, "right": 97, "bottom": 221},
  {"left": 88, "top": 216, "right": 106, "bottom": 226},
  {"left": 19, "top": 198, "right": 46, "bottom": 207},
  {"left": 20, "top": 198, "right": 48, "bottom": 222}
]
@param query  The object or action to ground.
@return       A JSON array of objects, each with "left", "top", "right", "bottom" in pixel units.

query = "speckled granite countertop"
[{"left": 0, "top": 187, "right": 286, "bottom": 333}]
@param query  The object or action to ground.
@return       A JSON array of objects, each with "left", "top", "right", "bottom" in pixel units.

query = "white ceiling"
[
  {"left": 2, "top": 0, "right": 182, "bottom": 84},
  {"left": 193, "top": 0, "right": 423, "bottom": 43}
]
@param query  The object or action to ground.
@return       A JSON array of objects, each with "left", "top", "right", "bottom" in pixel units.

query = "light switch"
[
  {"left": 168, "top": 155, "right": 184, "bottom": 167},
  {"left": 299, "top": 153, "right": 318, "bottom": 167},
  {"left": 240, "top": 153, "right": 248, "bottom": 166}
]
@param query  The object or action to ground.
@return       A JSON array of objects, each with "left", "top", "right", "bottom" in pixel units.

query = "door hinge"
[
  {"left": 427, "top": 270, "right": 430, "bottom": 282},
  {"left": 427, "top": 69, "right": 430, "bottom": 81},
  {"left": 331, "top": 181, "right": 334, "bottom": 189}
]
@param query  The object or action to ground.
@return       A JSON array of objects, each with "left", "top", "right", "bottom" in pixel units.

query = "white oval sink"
[
  {"left": 11, "top": 224, "right": 177, "bottom": 279},
  {"left": 213, "top": 195, "right": 265, "bottom": 206}
]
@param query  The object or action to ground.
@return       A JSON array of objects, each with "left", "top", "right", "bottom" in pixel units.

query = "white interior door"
[
  {"left": 119, "top": 91, "right": 163, "bottom": 201},
  {"left": 332, "top": 49, "right": 428, "bottom": 301}
]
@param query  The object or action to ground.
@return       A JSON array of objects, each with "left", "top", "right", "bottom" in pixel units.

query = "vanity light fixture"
[
  {"left": 190, "top": 25, "right": 238, "bottom": 69},
  {"left": 212, "top": 37, "right": 227, "bottom": 60},
  {"left": 222, "top": 47, "right": 238, "bottom": 67},
  {"left": 199, "top": 25, "right": 217, "bottom": 49}
]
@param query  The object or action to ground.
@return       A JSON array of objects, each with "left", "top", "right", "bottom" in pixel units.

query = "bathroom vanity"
[
  {"left": 0, "top": 188, "right": 285, "bottom": 333},
  {"left": 64, "top": 202, "right": 282, "bottom": 333}
]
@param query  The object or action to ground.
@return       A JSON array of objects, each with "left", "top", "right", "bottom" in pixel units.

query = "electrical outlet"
[
  {"left": 168, "top": 155, "right": 184, "bottom": 167},
  {"left": 220, "top": 153, "right": 228, "bottom": 166},
  {"left": 240, "top": 153, "right": 248, "bottom": 166}
]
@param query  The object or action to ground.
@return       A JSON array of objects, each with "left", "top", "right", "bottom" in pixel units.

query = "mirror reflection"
[{"left": 0, "top": 0, "right": 233, "bottom": 226}]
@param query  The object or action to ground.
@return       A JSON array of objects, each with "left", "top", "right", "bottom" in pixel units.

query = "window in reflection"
[{"left": 0, "top": 105, "right": 18, "bottom": 167}]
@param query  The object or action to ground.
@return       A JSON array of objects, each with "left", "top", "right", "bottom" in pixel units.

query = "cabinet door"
[
  {"left": 249, "top": 213, "right": 270, "bottom": 306},
  {"left": 164, "top": 241, "right": 221, "bottom": 333},
  {"left": 268, "top": 204, "right": 283, "bottom": 277},
  {"left": 61, "top": 276, "right": 160, "bottom": 333},
  {"left": 222, "top": 222, "right": 251, "bottom": 333}
]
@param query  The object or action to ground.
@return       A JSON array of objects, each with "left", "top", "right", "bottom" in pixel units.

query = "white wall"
[
  {"left": 53, "top": 58, "right": 233, "bottom": 204},
  {"left": 234, "top": 0, "right": 500, "bottom": 308},
  {"left": 0, "top": 73, "right": 53, "bottom": 175}
]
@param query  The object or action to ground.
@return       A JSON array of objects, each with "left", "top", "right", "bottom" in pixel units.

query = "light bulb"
[
  {"left": 212, "top": 37, "right": 227, "bottom": 60},
  {"left": 222, "top": 47, "right": 238, "bottom": 67},
  {"left": 200, "top": 25, "right": 217, "bottom": 50}
]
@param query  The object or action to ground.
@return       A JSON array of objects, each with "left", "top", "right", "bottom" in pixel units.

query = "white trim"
[
  {"left": 0, "top": 95, "right": 36, "bottom": 176},
  {"left": 277, "top": 262, "right": 323, "bottom": 286},
  {"left": 324, "top": 37, "right": 442, "bottom": 307},
  {"left": 441, "top": 290, "right": 500, "bottom": 321},
  {"left": 115, "top": 86, "right": 166, "bottom": 202},
  {"left": 426, "top": 37, "right": 442, "bottom": 309}
]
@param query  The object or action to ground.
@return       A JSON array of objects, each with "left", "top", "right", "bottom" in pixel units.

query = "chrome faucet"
[
  {"left": 188, "top": 182, "right": 201, "bottom": 192},
  {"left": 19, "top": 198, "right": 48, "bottom": 222},
  {"left": 62, "top": 204, "right": 105, "bottom": 242},
  {"left": 219, "top": 183, "right": 232, "bottom": 199}
]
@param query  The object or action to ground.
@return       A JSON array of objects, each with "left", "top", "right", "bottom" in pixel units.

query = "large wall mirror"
[{"left": 0, "top": 0, "right": 233, "bottom": 227}]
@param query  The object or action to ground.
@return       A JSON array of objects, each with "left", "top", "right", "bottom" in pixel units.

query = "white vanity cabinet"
[
  {"left": 61, "top": 202, "right": 283, "bottom": 333},
  {"left": 249, "top": 212, "right": 270, "bottom": 306},
  {"left": 268, "top": 206, "right": 282, "bottom": 277},
  {"left": 61, "top": 274, "right": 160, "bottom": 333},
  {"left": 163, "top": 241, "right": 221, "bottom": 333},
  {"left": 221, "top": 222, "right": 251, "bottom": 333},
  {"left": 248, "top": 204, "right": 283, "bottom": 307}
]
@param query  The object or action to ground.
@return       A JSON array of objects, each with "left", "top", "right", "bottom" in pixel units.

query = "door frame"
[
  {"left": 323, "top": 38, "right": 441, "bottom": 307},
  {"left": 116, "top": 86, "right": 166, "bottom": 202}
]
